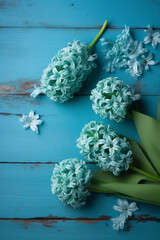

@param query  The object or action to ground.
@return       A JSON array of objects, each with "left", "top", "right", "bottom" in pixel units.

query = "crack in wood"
[
  {"left": 0, "top": 161, "right": 96, "bottom": 165},
  {"left": 0, "top": 214, "right": 159, "bottom": 229},
  {"left": 0, "top": 26, "right": 160, "bottom": 30},
  {"left": 0, "top": 112, "right": 21, "bottom": 116}
]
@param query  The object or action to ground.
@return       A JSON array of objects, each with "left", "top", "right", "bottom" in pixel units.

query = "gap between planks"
[
  {"left": 0, "top": 26, "right": 160, "bottom": 30},
  {"left": 0, "top": 162, "right": 95, "bottom": 165},
  {"left": 0, "top": 215, "right": 160, "bottom": 224}
]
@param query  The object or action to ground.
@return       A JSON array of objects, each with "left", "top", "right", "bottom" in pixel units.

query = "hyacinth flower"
[
  {"left": 90, "top": 77, "right": 135, "bottom": 122},
  {"left": 101, "top": 26, "right": 157, "bottom": 78},
  {"left": 51, "top": 158, "right": 92, "bottom": 208},
  {"left": 77, "top": 119, "right": 160, "bottom": 206},
  {"left": 111, "top": 199, "right": 139, "bottom": 231},
  {"left": 51, "top": 108, "right": 160, "bottom": 208},
  {"left": 31, "top": 20, "right": 108, "bottom": 103},
  {"left": 77, "top": 121, "right": 133, "bottom": 176},
  {"left": 144, "top": 25, "right": 160, "bottom": 48}
]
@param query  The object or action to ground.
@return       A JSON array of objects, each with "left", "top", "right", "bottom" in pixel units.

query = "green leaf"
[
  {"left": 91, "top": 169, "right": 151, "bottom": 184},
  {"left": 128, "top": 138, "right": 159, "bottom": 177},
  {"left": 157, "top": 96, "right": 160, "bottom": 121},
  {"left": 90, "top": 169, "right": 160, "bottom": 205},
  {"left": 89, "top": 182, "right": 160, "bottom": 206},
  {"left": 132, "top": 110, "right": 160, "bottom": 175}
]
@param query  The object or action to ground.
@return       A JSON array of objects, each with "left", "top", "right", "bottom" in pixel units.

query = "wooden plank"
[
  {"left": 0, "top": 0, "right": 160, "bottom": 28},
  {"left": 0, "top": 95, "right": 159, "bottom": 163},
  {"left": 0, "top": 29, "right": 160, "bottom": 96},
  {"left": 0, "top": 219, "right": 160, "bottom": 240},
  {"left": 0, "top": 163, "right": 160, "bottom": 219}
]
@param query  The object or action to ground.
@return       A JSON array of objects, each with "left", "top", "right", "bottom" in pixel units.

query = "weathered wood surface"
[
  {"left": 0, "top": 0, "right": 160, "bottom": 28},
  {"left": 0, "top": 0, "right": 160, "bottom": 239},
  {"left": 0, "top": 29, "right": 160, "bottom": 96},
  {"left": 1, "top": 163, "right": 160, "bottom": 218},
  {"left": 0, "top": 96, "right": 159, "bottom": 163}
]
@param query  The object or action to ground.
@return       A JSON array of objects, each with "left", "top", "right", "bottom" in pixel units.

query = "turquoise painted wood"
[
  {"left": 0, "top": 220, "right": 160, "bottom": 240},
  {"left": 0, "top": 163, "right": 160, "bottom": 218},
  {"left": 0, "top": 0, "right": 160, "bottom": 28},
  {"left": 0, "top": 96, "right": 159, "bottom": 163},
  {"left": 0, "top": 0, "right": 160, "bottom": 239},
  {"left": 0, "top": 29, "right": 160, "bottom": 95}
]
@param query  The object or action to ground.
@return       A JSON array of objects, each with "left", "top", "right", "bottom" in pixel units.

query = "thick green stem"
[
  {"left": 88, "top": 20, "right": 108, "bottom": 50},
  {"left": 130, "top": 165, "right": 160, "bottom": 183}
]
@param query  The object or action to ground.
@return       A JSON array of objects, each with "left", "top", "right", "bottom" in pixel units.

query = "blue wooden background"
[{"left": 0, "top": 0, "right": 160, "bottom": 239}]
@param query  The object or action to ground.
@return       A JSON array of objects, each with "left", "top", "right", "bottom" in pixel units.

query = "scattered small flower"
[
  {"left": 51, "top": 158, "right": 92, "bottom": 208},
  {"left": 19, "top": 110, "right": 43, "bottom": 134},
  {"left": 113, "top": 199, "right": 139, "bottom": 218},
  {"left": 77, "top": 121, "right": 133, "bottom": 175},
  {"left": 126, "top": 59, "right": 143, "bottom": 78},
  {"left": 141, "top": 53, "right": 158, "bottom": 70},
  {"left": 111, "top": 214, "right": 126, "bottom": 231},
  {"left": 101, "top": 25, "right": 158, "bottom": 78},
  {"left": 111, "top": 199, "right": 139, "bottom": 231},
  {"left": 144, "top": 25, "right": 160, "bottom": 48}
]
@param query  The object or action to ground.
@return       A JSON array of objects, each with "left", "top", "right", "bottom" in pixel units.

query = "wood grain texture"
[
  {"left": 0, "top": 28, "right": 160, "bottom": 96},
  {"left": 0, "top": 96, "right": 159, "bottom": 163},
  {"left": 0, "top": 0, "right": 160, "bottom": 239},
  {"left": 0, "top": 219, "right": 160, "bottom": 240},
  {"left": 1, "top": 163, "right": 160, "bottom": 218},
  {"left": 0, "top": 0, "right": 160, "bottom": 28}
]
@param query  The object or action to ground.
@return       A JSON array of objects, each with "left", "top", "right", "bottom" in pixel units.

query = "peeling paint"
[
  {"left": 76, "top": 215, "right": 111, "bottom": 224},
  {"left": 75, "top": 219, "right": 100, "bottom": 224},
  {"left": 0, "top": 79, "right": 38, "bottom": 95},
  {"left": 0, "top": 112, "right": 21, "bottom": 116},
  {"left": 135, "top": 214, "right": 160, "bottom": 223},
  {"left": 19, "top": 80, "right": 38, "bottom": 92},
  {"left": 0, "top": 95, "right": 40, "bottom": 105},
  {"left": 4, "top": 214, "right": 160, "bottom": 229},
  {"left": 30, "top": 163, "right": 41, "bottom": 169},
  {"left": 0, "top": 84, "right": 15, "bottom": 92}
]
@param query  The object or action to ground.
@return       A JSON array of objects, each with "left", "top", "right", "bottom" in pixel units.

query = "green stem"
[
  {"left": 130, "top": 165, "right": 160, "bottom": 183},
  {"left": 88, "top": 20, "right": 108, "bottom": 50}
]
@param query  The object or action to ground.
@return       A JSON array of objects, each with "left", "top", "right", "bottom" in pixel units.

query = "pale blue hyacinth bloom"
[
  {"left": 111, "top": 199, "right": 139, "bottom": 231},
  {"left": 141, "top": 53, "right": 158, "bottom": 70},
  {"left": 144, "top": 25, "right": 160, "bottom": 48},
  {"left": 101, "top": 26, "right": 157, "bottom": 78},
  {"left": 77, "top": 121, "right": 133, "bottom": 175},
  {"left": 51, "top": 158, "right": 92, "bottom": 208},
  {"left": 19, "top": 110, "right": 43, "bottom": 134},
  {"left": 113, "top": 199, "right": 139, "bottom": 218},
  {"left": 126, "top": 59, "right": 143, "bottom": 78},
  {"left": 31, "top": 40, "right": 97, "bottom": 103},
  {"left": 111, "top": 214, "right": 126, "bottom": 231},
  {"left": 90, "top": 77, "right": 135, "bottom": 122}
]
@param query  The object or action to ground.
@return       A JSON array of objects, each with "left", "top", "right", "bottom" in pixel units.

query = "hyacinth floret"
[{"left": 101, "top": 26, "right": 157, "bottom": 78}]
